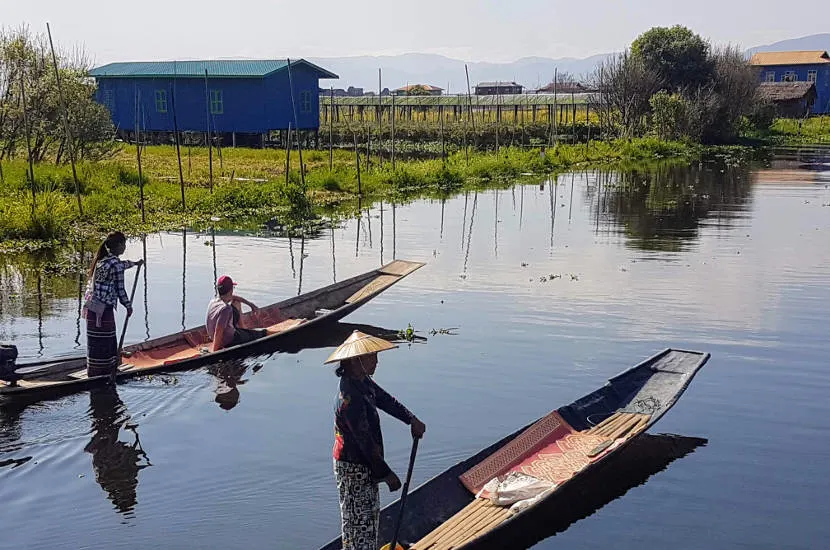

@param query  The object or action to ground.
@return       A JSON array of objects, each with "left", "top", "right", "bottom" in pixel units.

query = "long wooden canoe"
[
  {"left": 1, "top": 259, "right": 424, "bottom": 400},
  {"left": 319, "top": 348, "right": 710, "bottom": 550}
]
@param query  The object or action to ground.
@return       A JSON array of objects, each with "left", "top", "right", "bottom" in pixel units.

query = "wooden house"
[{"left": 474, "top": 81, "right": 523, "bottom": 95}]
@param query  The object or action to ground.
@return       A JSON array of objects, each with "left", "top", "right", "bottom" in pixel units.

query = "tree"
[
  {"left": 631, "top": 25, "right": 713, "bottom": 91},
  {"left": 592, "top": 51, "right": 662, "bottom": 138},
  {"left": 0, "top": 26, "right": 116, "bottom": 163}
]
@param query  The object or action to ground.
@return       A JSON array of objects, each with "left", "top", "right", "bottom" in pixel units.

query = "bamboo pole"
[
  {"left": 285, "top": 58, "right": 306, "bottom": 191},
  {"left": 465, "top": 64, "right": 474, "bottom": 164},
  {"left": 439, "top": 105, "right": 446, "bottom": 163},
  {"left": 412, "top": 501, "right": 483, "bottom": 549},
  {"left": 170, "top": 62, "right": 186, "bottom": 210},
  {"left": 46, "top": 23, "right": 83, "bottom": 217},
  {"left": 329, "top": 87, "right": 334, "bottom": 171},
  {"left": 204, "top": 69, "right": 213, "bottom": 192},
  {"left": 354, "top": 131, "right": 362, "bottom": 195},
  {"left": 134, "top": 86, "right": 146, "bottom": 223},
  {"left": 19, "top": 61, "right": 36, "bottom": 215},
  {"left": 572, "top": 90, "right": 577, "bottom": 145},
  {"left": 285, "top": 122, "right": 292, "bottom": 185},
  {"left": 377, "top": 69, "right": 383, "bottom": 168},
  {"left": 391, "top": 91, "right": 396, "bottom": 170}
]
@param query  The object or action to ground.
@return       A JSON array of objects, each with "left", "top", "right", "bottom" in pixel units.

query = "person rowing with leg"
[{"left": 326, "top": 330, "right": 426, "bottom": 550}]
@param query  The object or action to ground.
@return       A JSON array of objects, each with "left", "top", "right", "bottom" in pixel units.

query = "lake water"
[{"left": 1, "top": 147, "right": 829, "bottom": 549}]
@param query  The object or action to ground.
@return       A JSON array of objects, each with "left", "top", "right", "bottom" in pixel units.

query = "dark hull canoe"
[
  {"left": 1, "top": 260, "right": 424, "bottom": 401},
  {"left": 319, "top": 348, "right": 710, "bottom": 550}
]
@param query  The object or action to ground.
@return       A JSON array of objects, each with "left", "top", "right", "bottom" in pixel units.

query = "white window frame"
[
  {"left": 765, "top": 71, "right": 776, "bottom": 82},
  {"left": 782, "top": 71, "right": 798, "bottom": 82},
  {"left": 807, "top": 70, "right": 817, "bottom": 83}
]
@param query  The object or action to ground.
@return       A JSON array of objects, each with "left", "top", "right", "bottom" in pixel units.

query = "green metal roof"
[{"left": 89, "top": 59, "right": 338, "bottom": 79}]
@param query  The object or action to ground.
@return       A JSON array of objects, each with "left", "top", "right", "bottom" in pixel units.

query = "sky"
[{"left": 3, "top": 0, "right": 826, "bottom": 64}]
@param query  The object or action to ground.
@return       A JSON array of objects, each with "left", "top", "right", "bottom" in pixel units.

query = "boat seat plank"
[
  {"left": 124, "top": 342, "right": 199, "bottom": 369},
  {"left": 345, "top": 275, "right": 399, "bottom": 304},
  {"left": 379, "top": 260, "right": 424, "bottom": 277}
]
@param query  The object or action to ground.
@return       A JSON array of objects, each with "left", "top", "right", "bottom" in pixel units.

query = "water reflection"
[
  {"left": 84, "top": 385, "right": 151, "bottom": 516},
  {"left": 591, "top": 163, "right": 753, "bottom": 251},
  {"left": 207, "top": 359, "right": 253, "bottom": 411}
]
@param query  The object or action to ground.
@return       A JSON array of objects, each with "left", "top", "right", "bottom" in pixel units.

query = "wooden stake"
[
  {"left": 204, "top": 69, "right": 214, "bottom": 192},
  {"left": 285, "top": 58, "right": 306, "bottom": 191},
  {"left": 285, "top": 122, "right": 292, "bottom": 185},
  {"left": 329, "top": 87, "right": 334, "bottom": 171},
  {"left": 439, "top": 105, "right": 446, "bottom": 163},
  {"left": 170, "top": 62, "right": 186, "bottom": 211},
  {"left": 46, "top": 23, "right": 83, "bottom": 216},
  {"left": 377, "top": 68, "right": 383, "bottom": 168},
  {"left": 134, "top": 86, "right": 146, "bottom": 223},
  {"left": 391, "top": 91, "right": 396, "bottom": 170},
  {"left": 354, "top": 131, "right": 362, "bottom": 195},
  {"left": 19, "top": 61, "right": 36, "bottom": 215},
  {"left": 465, "top": 64, "right": 474, "bottom": 163}
]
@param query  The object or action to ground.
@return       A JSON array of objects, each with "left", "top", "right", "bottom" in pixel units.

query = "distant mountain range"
[{"left": 309, "top": 34, "right": 830, "bottom": 92}]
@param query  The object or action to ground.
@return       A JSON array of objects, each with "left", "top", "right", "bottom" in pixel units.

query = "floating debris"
[{"left": 429, "top": 328, "right": 458, "bottom": 336}]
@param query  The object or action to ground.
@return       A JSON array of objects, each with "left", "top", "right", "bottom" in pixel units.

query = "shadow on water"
[{"left": 468, "top": 433, "right": 707, "bottom": 549}]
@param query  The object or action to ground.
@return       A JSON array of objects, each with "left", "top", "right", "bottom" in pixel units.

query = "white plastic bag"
[{"left": 476, "top": 471, "right": 555, "bottom": 506}]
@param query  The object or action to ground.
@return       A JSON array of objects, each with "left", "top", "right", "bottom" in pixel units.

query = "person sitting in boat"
[
  {"left": 326, "top": 330, "right": 426, "bottom": 550},
  {"left": 206, "top": 275, "right": 264, "bottom": 352},
  {"left": 83, "top": 231, "right": 143, "bottom": 379}
]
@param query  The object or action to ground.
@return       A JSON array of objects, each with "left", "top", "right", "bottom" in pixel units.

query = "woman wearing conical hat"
[{"left": 326, "top": 330, "right": 426, "bottom": 550}]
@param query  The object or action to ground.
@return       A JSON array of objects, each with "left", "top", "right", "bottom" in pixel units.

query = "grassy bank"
[
  {"left": 745, "top": 116, "right": 830, "bottom": 145},
  {"left": 0, "top": 138, "right": 696, "bottom": 248}
]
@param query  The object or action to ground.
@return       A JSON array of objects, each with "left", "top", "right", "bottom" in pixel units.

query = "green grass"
[
  {"left": 744, "top": 116, "right": 830, "bottom": 144},
  {"left": 0, "top": 138, "right": 697, "bottom": 247}
]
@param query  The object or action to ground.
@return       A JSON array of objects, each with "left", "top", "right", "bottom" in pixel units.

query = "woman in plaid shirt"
[{"left": 83, "top": 232, "right": 143, "bottom": 379}]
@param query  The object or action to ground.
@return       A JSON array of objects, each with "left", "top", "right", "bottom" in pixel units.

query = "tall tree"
[{"left": 631, "top": 25, "right": 713, "bottom": 91}]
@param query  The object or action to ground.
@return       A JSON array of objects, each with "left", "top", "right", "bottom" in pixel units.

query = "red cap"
[{"left": 217, "top": 275, "right": 237, "bottom": 294}]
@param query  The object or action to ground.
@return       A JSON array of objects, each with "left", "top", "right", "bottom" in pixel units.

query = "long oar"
[
  {"left": 118, "top": 263, "right": 143, "bottom": 352},
  {"left": 382, "top": 436, "right": 419, "bottom": 550}
]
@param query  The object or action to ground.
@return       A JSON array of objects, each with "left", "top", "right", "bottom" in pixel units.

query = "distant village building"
[
  {"left": 321, "top": 86, "right": 365, "bottom": 97},
  {"left": 90, "top": 59, "right": 338, "bottom": 144},
  {"left": 393, "top": 84, "right": 443, "bottom": 96},
  {"left": 475, "top": 81, "right": 523, "bottom": 95},
  {"left": 757, "top": 82, "right": 817, "bottom": 118},
  {"left": 749, "top": 51, "right": 830, "bottom": 114}
]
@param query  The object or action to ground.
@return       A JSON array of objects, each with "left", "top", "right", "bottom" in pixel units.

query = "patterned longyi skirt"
[
  {"left": 86, "top": 306, "right": 118, "bottom": 378},
  {"left": 334, "top": 460, "right": 380, "bottom": 550}
]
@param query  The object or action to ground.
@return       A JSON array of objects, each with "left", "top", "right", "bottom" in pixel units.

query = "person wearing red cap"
[{"left": 205, "top": 275, "right": 263, "bottom": 352}]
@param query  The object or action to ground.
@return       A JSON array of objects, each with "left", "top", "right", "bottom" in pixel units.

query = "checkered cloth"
[{"left": 86, "top": 255, "right": 136, "bottom": 309}]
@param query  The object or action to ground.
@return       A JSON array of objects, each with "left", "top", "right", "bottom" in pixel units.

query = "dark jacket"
[{"left": 333, "top": 375, "right": 413, "bottom": 480}]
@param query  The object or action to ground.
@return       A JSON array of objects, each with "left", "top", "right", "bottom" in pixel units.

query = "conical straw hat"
[{"left": 324, "top": 330, "right": 398, "bottom": 364}]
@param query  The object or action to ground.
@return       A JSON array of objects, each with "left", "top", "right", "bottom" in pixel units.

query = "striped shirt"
[{"left": 86, "top": 255, "right": 135, "bottom": 309}]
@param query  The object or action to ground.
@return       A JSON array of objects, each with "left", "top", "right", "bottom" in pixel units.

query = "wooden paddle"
[
  {"left": 382, "top": 436, "right": 420, "bottom": 550},
  {"left": 118, "top": 262, "right": 143, "bottom": 353}
]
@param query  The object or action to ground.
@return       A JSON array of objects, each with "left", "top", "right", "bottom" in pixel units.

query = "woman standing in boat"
[
  {"left": 83, "top": 231, "right": 142, "bottom": 379},
  {"left": 326, "top": 330, "right": 426, "bottom": 550}
]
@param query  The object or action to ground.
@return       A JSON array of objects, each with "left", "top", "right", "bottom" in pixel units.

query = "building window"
[
  {"left": 155, "top": 89, "right": 168, "bottom": 113},
  {"left": 807, "top": 70, "right": 817, "bottom": 82},
  {"left": 300, "top": 91, "right": 312, "bottom": 113},
  {"left": 209, "top": 90, "right": 223, "bottom": 114},
  {"left": 102, "top": 89, "right": 115, "bottom": 113},
  {"left": 782, "top": 71, "right": 798, "bottom": 82},
  {"left": 765, "top": 71, "right": 776, "bottom": 82}
]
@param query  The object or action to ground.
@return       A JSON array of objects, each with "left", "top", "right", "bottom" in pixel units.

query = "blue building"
[
  {"left": 89, "top": 59, "right": 338, "bottom": 142},
  {"left": 749, "top": 51, "right": 830, "bottom": 115}
]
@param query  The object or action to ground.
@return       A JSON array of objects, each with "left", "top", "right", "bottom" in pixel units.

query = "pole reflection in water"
[
  {"left": 549, "top": 175, "right": 558, "bottom": 249},
  {"left": 379, "top": 200, "right": 384, "bottom": 266},
  {"left": 289, "top": 236, "right": 296, "bottom": 279},
  {"left": 36, "top": 273, "right": 43, "bottom": 356},
  {"left": 331, "top": 221, "right": 337, "bottom": 283},
  {"left": 440, "top": 198, "right": 445, "bottom": 241},
  {"left": 392, "top": 201, "right": 397, "bottom": 261},
  {"left": 84, "top": 385, "right": 151, "bottom": 516},
  {"left": 181, "top": 229, "right": 187, "bottom": 331},
  {"left": 210, "top": 225, "right": 217, "bottom": 291},
  {"left": 462, "top": 191, "right": 478, "bottom": 278},
  {"left": 494, "top": 189, "right": 499, "bottom": 257},
  {"left": 354, "top": 208, "right": 361, "bottom": 259},
  {"left": 297, "top": 235, "right": 305, "bottom": 296},
  {"left": 366, "top": 203, "right": 372, "bottom": 249},
  {"left": 75, "top": 243, "right": 85, "bottom": 347},
  {"left": 460, "top": 191, "right": 469, "bottom": 250},
  {"left": 519, "top": 184, "right": 525, "bottom": 231},
  {"left": 142, "top": 236, "right": 150, "bottom": 340},
  {"left": 569, "top": 172, "right": 577, "bottom": 223}
]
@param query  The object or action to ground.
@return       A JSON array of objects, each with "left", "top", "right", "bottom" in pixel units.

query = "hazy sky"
[{"left": 4, "top": 0, "right": 826, "bottom": 64}]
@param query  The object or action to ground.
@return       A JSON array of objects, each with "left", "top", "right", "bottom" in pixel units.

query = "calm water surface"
[{"left": 1, "top": 148, "right": 829, "bottom": 549}]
